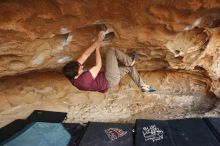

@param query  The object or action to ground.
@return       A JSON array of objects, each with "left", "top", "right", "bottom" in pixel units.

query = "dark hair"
[{"left": 63, "top": 61, "right": 80, "bottom": 80}]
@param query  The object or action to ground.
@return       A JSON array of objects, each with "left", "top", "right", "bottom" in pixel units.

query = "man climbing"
[{"left": 63, "top": 31, "right": 156, "bottom": 93}]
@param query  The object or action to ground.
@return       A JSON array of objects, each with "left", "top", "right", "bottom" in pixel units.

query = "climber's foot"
[{"left": 141, "top": 85, "right": 156, "bottom": 92}]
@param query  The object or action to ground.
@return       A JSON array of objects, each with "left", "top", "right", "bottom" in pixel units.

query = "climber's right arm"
[{"left": 77, "top": 32, "right": 104, "bottom": 65}]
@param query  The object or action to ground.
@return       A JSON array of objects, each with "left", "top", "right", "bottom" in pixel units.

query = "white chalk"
[
  {"left": 184, "top": 17, "right": 202, "bottom": 31},
  {"left": 53, "top": 33, "right": 73, "bottom": 52},
  {"left": 60, "top": 27, "right": 71, "bottom": 34},
  {"left": 32, "top": 53, "right": 45, "bottom": 65},
  {"left": 65, "top": 34, "right": 73, "bottom": 44},
  {"left": 57, "top": 55, "right": 72, "bottom": 64},
  {"left": 103, "top": 28, "right": 114, "bottom": 36}
]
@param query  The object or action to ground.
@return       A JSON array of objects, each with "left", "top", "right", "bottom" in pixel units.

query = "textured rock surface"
[
  {"left": 0, "top": 0, "right": 220, "bottom": 127},
  {"left": 0, "top": 71, "right": 218, "bottom": 127}
]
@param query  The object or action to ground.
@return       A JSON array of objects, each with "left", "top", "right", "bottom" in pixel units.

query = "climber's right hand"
[{"left": 97, "top": 31, "right": 105, "bottom": 42}]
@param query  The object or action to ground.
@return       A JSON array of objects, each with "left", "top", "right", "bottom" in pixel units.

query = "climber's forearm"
[
  {"left": 89, "top": 46, "right": 102, "bottom": 78},
  {"left": 77, "top": 39, "right": 101, "bottom": 65}
]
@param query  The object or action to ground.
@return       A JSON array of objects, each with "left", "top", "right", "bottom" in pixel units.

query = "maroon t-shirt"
[{"left": 71, "top": 71, "right": 109, "bottom": 93}]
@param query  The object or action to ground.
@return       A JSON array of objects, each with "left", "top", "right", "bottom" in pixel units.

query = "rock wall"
[
  {"left": 0, "top": 71, "right": 218, "bottom": 127},
  {"left": 0, "top": 0, "right": 220, "bottom": 127}
]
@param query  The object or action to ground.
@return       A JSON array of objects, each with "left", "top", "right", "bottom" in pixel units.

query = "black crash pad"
[
  {"left": 135, "top": 118, "right": 220, "bottom": 146},
  {"left": 63, "top": 123, "right": 85, "bottom": 146},
  {"left": 78, "top": 122, "right": 134, "bottom": 146},
  {"left": 0, "top": 119, "right": 29, "bottom": 143},
  {"left": 26, "top": 110, "right": 67, "bottom": 123},
  {"left": 0, "top": 122, "right": 84, "bottom": 146},
  {"left": 203, "top": 118, "right": 220, "bottom": 143},
  {"left": 0, "top": 110, "right": 68, "bottom": 143}
]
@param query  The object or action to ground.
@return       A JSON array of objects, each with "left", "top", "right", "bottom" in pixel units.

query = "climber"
[{"left": 63, "top": 31, "right": 156, "bottom": 93}]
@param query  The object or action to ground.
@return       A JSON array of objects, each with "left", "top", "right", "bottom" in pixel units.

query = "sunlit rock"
[{"left": 0, "top": 0, "right": 220, "bottom": 127}]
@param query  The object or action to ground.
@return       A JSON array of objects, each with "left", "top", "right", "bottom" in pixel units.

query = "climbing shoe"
[{"left": 141, "top": 85, "right": 156, "bottom": 92}]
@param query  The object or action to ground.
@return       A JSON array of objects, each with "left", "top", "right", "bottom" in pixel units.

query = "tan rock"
[
  {"left": 0, "top": 95, "right": 11, "bottom": 112},
  {"left": 65, "top": 92, "right": 89, "bottom": 105},
  {"left": 211, "top": 80, "right": 220, "bottom": 98},
  {"left": 88, "top": 92, "right": 105, "bottom": 104},
  {"left": 6, "top": 94, "right": 24, "bottom": 107},
  {"left": 0, "top": 0, "right": 220, "bottom": 127}
]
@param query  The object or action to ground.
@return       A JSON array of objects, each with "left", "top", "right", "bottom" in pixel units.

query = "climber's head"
[{"left": 63, "top": 61, "right": 82, "bottom": 80}]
